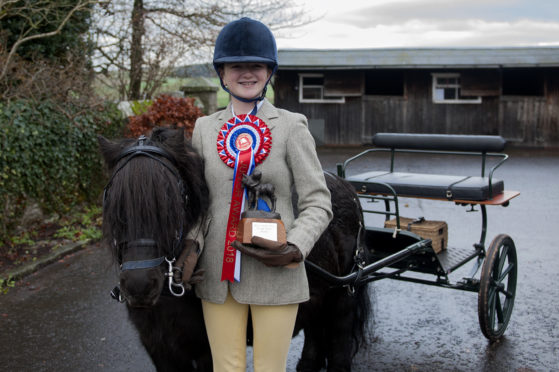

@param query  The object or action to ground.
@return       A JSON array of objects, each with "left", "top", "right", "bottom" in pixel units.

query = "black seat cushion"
[
  {"left": 347, "top": 171, "right": 504, "bottom": 201},
  {"left": 373, "top": 133, "right": 506, "bottom": 153}
]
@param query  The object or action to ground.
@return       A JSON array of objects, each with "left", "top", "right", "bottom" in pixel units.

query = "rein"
[{"left": 104, "top": 135, "right": 189, "bottom": 300}]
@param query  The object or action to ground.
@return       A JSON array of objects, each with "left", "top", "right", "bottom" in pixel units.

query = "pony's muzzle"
[{"left": 120, "top": 267, "right": 165, "bottom": 307}]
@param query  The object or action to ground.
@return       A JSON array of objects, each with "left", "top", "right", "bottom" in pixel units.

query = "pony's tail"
[
  {"left": 351, "top": 281, "right": 373, "bottom": 356},
  {"left": 351, "top": 195, "right": 373, "bottom": 356}
]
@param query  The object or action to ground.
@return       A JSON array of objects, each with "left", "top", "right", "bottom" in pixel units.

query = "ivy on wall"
[{"left": 0, "top": 100, "right": 124, "bottom": 239}]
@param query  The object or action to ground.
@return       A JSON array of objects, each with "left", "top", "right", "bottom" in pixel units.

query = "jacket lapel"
[
  {"left": 257, "top": 99, "right": 279, "bottom": 129},
  {"left": 213, "top": 104, "right": 232, "bottom": 133}
]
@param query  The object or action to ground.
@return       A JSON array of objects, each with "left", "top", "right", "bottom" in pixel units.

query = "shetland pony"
[{"left": 99, "top": 127, "right": 370, "bottom": 371}]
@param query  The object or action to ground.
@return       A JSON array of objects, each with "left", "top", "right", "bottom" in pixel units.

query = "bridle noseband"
[
  {"left": 104, "top": 135, "right": 189, "bottom": 300},
  {"left": 111, "top": 254, "right": 185, "bottom": 302}
]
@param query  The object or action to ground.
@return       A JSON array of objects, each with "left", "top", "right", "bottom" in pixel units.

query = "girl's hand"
[{"left": 231, "top": 237, "right": 302, "bottom": 267}]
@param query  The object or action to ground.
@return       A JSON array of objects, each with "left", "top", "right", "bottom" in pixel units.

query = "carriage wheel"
[{"left": 478, "top": 234, "right": 517, "bottom": 342}]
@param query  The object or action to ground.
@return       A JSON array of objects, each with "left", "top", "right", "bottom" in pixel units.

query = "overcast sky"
[{"left": 275, "top": 0, "right": 559, "bottom": 49}]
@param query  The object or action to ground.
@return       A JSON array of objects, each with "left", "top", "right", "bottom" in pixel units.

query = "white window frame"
[
  {"left": 431, "top": 73, "right": 482, "bottom": 104},
  {"left": 298, "top": 73, "right": 345, "bottom": 103}
]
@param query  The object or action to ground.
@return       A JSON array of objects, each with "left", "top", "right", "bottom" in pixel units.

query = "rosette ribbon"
[{"left": 217, "top": 114, "right": 272, "bottom": 282}]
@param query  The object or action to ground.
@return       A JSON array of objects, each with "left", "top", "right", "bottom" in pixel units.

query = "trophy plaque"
[{"left": 237, "top": 210, "right": 287, "bottom": 244}]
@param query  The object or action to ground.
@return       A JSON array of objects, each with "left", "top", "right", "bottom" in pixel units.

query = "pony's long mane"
[{"left": 100, "top": 127, "right": 208, "bottom": 260}]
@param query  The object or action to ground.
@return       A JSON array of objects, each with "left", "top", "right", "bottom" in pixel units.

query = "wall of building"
[{"left": 274, "top": 68, "right": 559, "bottom": 147}]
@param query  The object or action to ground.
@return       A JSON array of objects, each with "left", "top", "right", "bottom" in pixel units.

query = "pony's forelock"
[{"left": 101, "top": 128, "right": 208, "bottom": 261}]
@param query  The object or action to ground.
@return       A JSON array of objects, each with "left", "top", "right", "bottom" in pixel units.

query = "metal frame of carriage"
[{"left": 305, "top": 133, "right": 519, "bottom": 342}]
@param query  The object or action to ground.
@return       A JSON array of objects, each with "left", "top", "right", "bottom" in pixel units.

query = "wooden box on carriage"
[{"left": 384, "top": 217, "right": 448, "bottom": 254}]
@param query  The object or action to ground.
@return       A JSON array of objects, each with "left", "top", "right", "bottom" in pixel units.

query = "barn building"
[{"left": 275, "top": 47, "right": 559, "bottom": 147}]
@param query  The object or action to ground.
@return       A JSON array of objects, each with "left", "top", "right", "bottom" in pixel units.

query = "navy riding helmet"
[{"left": 213, "top": 17, "right": 278, "bottom": 103}]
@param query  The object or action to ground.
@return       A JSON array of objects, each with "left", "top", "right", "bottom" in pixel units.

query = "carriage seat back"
[{"left": 373, "top": 133, "right": 506, "bottom": 153}]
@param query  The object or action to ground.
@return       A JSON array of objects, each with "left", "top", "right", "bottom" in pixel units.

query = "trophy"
[{"left": 237, "top": 170, "right": 287, "bottom": 244}]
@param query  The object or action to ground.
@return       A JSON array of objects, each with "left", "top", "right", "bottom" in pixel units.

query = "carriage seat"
[
  {"left": 344, "top": 133, "right": 507, "bottom": 201},
  {"left": 346, "top": 171, "right": 504, "bottom": 201}
]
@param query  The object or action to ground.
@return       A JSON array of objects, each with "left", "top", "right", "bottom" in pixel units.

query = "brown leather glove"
[
  {"left": 231, "top": 236, "right": 303, "bottom": 267},
  {"left": 174, "top": 239, "right": 204, "bottom": 290}
]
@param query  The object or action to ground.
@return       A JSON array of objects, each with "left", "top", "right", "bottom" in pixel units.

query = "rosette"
[{"left": 216, "top": 114, "right": 272, "bottom": 167}]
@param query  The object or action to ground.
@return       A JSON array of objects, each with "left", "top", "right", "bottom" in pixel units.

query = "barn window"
[
  {"left": 365, "top": 70, "right": 404, "bottom": 95},
  {"left": 299, "top": 74, "right": 345, "bottom": 103},
  {"left": 502, "top": 69, "right": 544, "bottom": 96},
  {"left": 431, "top": 73, "right": 482, "bottom": 104},
  {"left": 461, "top": 70, "right": 500, "bottom": 96}
]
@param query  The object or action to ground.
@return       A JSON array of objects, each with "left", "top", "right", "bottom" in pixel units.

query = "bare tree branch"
[
  {"left": 90, "top": 0, "right": 317, "bottom": 100},
  {"left": 0, "top": 0, "right": 98, "bottom": 84}
]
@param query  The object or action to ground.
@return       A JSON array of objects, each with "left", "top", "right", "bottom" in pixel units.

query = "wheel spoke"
[
  {"left": 495, "top": 292, "right": 504, "bottom": 324},
  {"left": 499, "top": 262, "right": 515, "bottom": 283},
  {"left": 488, "top": 288, "right": 497, "bottom": 329},
  {"left": 489, "top": 300, "right": 496, "bottom": 329},
  {"left": 498, "top": 287, "right": 514, "bottom": 298},
  {"left": 496, "top": 245, "right": 509, "bottom": 277}
]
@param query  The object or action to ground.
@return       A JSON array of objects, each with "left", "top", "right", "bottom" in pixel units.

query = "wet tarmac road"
[{"left": 1, "top": 147, "right": 558, "bottom": 371}]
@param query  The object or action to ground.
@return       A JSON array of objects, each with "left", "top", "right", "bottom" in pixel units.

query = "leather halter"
[
  {"left": 104, "top": 135, "right": 188, "bottom": 298},
  {"left": 103, "top": 135, "right": 186, "bottom": 204}
]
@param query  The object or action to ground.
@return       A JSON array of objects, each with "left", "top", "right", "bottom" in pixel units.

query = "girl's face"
[{"left": 221, "top": 63, "right": 272, "bottom": 100}]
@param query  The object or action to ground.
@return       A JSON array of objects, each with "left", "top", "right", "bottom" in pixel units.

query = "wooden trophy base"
[
  {"left": 237, "top": 217, "right": 286, "bottom": 244},
  {"left": 236, "top": 218, "right": 299, "bottom": 268}
]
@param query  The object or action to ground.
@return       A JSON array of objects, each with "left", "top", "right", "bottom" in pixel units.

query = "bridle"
[{"left": 104, "top": 135, "right": 189, "bottom": 300}]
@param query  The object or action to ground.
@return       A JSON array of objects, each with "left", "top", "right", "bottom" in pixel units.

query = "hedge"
[{"left": 0, "top": 99, "right": 124, "bottom": 239}]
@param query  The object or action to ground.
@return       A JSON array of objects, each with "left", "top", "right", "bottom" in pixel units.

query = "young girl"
[{"left": 190, "top": 17, "right": 332, "bottom": 372}]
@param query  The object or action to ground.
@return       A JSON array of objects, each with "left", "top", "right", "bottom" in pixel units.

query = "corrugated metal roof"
[{"left": 278, "top": 47, "right": 559, "bottom": 69}]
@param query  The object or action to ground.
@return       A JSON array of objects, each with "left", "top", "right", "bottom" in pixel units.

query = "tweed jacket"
[{"left": 191, "top": 99, "right": 333, "bottom": 305}]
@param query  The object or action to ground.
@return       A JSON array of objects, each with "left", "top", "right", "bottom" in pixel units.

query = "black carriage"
[{"left": 306, "top": 133, "right": 519, "bottom": 342}]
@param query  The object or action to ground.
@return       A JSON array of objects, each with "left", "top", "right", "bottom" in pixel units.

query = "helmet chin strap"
[
  {"left": 230, "top": 91, "right": 265, "bottom": 104},
  {"left": 220, "top": 65, "right": 277, "bottom": 105},
  {"left": 232, "top": 98, "right": 265, "bottom": 117},
  {"left": 221, "top": 82, "right": 267, "bottom": 104},
  {"left": 224, "top": 84, "right": 265, "bottom": 116}
]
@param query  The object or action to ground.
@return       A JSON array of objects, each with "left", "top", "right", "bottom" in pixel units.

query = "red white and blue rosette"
[
  {"left": 217, "top": 114, "right": 272, "bottom": 168},
  {"left": 217, "top": 114, "right": 272, "bottom": 282}
]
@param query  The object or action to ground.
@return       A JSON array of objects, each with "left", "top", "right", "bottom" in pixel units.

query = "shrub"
[
  {"left": 0, "top": 99, "right": 124, "bottom": 240},
  {"left": 130, "top": 100, "right": 153, "bottom": 116},
  {"left": 127, "top": 94, "right": 204, "bottom": 138}
]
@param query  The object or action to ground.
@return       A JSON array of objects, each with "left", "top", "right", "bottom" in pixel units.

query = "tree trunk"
[{"left": 129, "top": 0, "right": 144, "bottom": 100}]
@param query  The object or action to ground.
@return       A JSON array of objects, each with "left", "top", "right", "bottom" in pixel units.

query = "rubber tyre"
[{"left": 478, "top": 234, "right": 517, "bottom": 341}]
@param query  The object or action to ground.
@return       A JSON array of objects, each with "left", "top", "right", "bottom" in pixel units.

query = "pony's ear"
[
  {"left": 151, "top": 127, "right": 185, "bottom": 147},
  {"left": 98, "top": 135, "right": 122, "bottom": 169}
]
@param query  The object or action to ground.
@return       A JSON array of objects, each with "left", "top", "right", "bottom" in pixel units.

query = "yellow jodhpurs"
[{"left": 201, "top": 292, "right": 299, "bottom": 372}]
